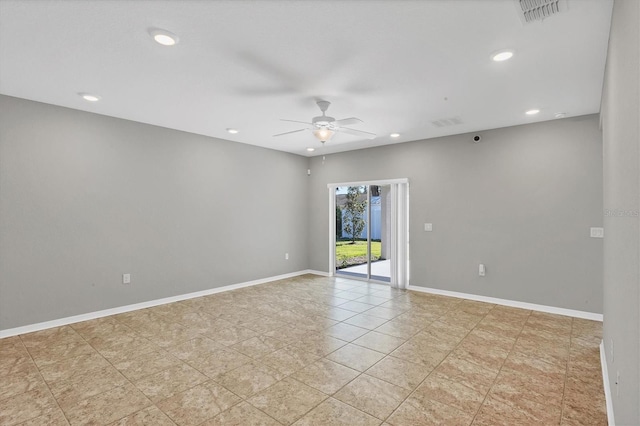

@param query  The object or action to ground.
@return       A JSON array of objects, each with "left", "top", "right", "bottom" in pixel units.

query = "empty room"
[{"left": 0, "top": 0, "right": 638, "bottom": 425}]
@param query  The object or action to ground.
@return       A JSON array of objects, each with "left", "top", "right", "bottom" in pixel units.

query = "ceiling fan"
[{"left": 273, "top": 100, "right": 376, "bottom": 143}]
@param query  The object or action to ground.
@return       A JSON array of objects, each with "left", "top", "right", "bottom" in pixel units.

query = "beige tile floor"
[{"left": 0, "top": 274, "right": 607, "bottom": 425}]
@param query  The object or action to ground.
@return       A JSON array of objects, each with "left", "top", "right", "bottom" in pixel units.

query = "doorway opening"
[{"left": 328, "top": 179, "right": 409, "bottom": 288}]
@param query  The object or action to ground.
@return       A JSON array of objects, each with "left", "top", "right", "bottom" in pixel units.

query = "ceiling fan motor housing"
[
  {"left": 312, "top": 115, "right": 336, "bottom": 129},
  {"left": 313, "top": 100, "right": 335, "bottom": 129},
  {"left": 316, "top": 100, "right": 331, "bottom": 112}
]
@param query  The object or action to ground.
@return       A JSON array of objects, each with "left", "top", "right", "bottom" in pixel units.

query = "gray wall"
[
  {"left": 0, "top": 99, "right": 606, "bottom": 331},
  {"left": 601, "top": 0, "right": 640, "bottom": 423},
  {"left": 0, "top": 95, "right": 309, "bottom": 330},
  {"left": 308, "top": 116, "right": 603, "bottom": 313}
]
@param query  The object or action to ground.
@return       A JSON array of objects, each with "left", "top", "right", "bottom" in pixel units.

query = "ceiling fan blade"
[
  {"left": 339, "top": 127, "right": 377, "bottom": 140},
  {"left": 280, "top": 119, "right": 314, "bottom": 125},
  {"left": 273, "top": 128, "right": 308, "bottom": 137},
  {"left": 334, "top": 117, "right": 363, "bottom": 127}
]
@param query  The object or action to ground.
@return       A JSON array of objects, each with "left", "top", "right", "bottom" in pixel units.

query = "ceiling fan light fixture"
[{"left": 313, "top": 128, "right": 335, "bottom": 142}]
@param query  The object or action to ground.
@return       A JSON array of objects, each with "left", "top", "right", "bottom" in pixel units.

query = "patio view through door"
[
  {"left": 329, "top": 179, "right": 409, "bottom": 288},
  {"left": 334, "top": 184, "right": 390, "bottom": 282}
]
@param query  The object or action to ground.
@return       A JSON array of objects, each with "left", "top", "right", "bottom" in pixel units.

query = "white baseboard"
[
  {"left": 2, "top": 272, "right": 603, "bottom": 339},
  {"left": 407, "top": 285, "right": 603, "bottom": 321},
  {"left": 0, "top": 270, "right": 315, "bottom": 339},
  {"left": 304, "top": 269, "right": 331, "bottom": 277},
  {"left": 600, "top": 341, "right": 615, "bottom": 426}
]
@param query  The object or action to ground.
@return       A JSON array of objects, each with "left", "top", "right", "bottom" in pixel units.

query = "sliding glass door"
[
  {"left": 334, "top": 185, "right": 377, "bottom": 281},
  {"left": 330, "top": 180, "right": 408, "bottom": 287},
  {"left": 369, "top": 184, "right": 391, "bottom": 281}
]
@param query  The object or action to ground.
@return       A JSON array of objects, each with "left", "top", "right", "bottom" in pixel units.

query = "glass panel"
[
  {"left": 335, "top": 185, "right": 369, "bottom": 279},
  {"left": 369, "top": 184, "right": 391, "bottom": 282}
]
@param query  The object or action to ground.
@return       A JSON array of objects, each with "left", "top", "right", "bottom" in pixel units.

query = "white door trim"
[
  {"left": 329, "top": 189, "right": 336, "bottom": 274},
  {"left": 329, "top": 179, "right": 409, "bottom": 286},
  {"left": 327, "top": 178, "right": 409, "bottom": 189}
]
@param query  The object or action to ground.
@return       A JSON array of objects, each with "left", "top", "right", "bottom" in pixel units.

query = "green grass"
[{"left": 335, "top": 241, "right": 382, "bottom": 268}]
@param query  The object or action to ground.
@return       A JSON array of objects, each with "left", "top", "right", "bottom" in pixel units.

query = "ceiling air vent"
[
  {"left": 431, "top": 117, "right": 463, "bottom": 128},
  {"left": 514, "top": 0, "right": 567, "bottom": 24}
]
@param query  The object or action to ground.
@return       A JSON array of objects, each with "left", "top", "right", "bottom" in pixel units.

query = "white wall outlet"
[
  {"left": 479, "top": 264, "right": 486, "bottom": 277},
  {"left": 424, "top": 223, "right": 433, "bottom": 232},
  {"left": 285, "top": 253, "right": 289, "bottom": 260},
  {"left": 122, "top": 273, "right": 131, "bottom": 285},
  {"left": 590, "top": 227, "right": 604, "bottom": 238}
]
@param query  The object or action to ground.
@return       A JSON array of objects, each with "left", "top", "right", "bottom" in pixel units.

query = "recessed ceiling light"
[
  {"left": 525, "top": 109, "right": 540, "bottom": 115},
  {"left": 79, "top": 93, "right": 101, "bottom": 102},
  {"left": 491, "top": 50, "right": 514, "bottom": 62},
  {"left": 226, "top": 128, "right": 239, "bottom": 134},
  {"left": 554, "top": 112, "right": 567, "bottom": 119},
  {"left": 149, "top": 28, "right": 179, "bottom": 46},
  {"left": 306, "top": 148, "right": 315, "bottom": 152},
  {"left": 390, "top": 133, "right": 400, "bottom": 138}
]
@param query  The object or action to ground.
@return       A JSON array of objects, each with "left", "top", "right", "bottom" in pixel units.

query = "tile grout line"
[
  {"left": 558, "top": 317, "right": 574, "bottom": 425},
  {"left": 101, "top": 305, "right": 290, "bottom": 425},
  {"left": 378, "top": 298, "right": 480, "bottom": 424},
  {"left": 282, "top": 292, "right": 413, "bottom": 424},
  {"left": 138, "top": 290, "right": 346, "bottom": 425},
  {"left": 125, "top": 336, "right": 282, "bottom": 424},
  {"left": 70, "top": 322, "right": 159, "bottom": 425},
  {"left": 68, "top": 313, "right": 235, "bottom": 424},
  {"left": 499, "top": 316, "right": 574, "bottom": 416},
  {"left": 261, "top": 286, "right": 412, "bottom": 424},
  {"left": 468, "top": 308, "right": 533, "bottom": 425},
  {"left": 17, "top": 333, "right": 72, "bottom": 426}
]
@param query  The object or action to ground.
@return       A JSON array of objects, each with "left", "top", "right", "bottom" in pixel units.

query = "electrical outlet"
[
  {"left": 122, "top": 273, "right": 131, "bottom": 285},
  {"left": 479, "top": 264, "right": 486, "bottom": 277},
  {"left": 590, "top": 227, "right": 604, "bottom": 238},
  {"left": 424, "top": 223, "right": 433, "bottom": 232},
  {"left": 285, "top": 253, "right": 289, "bottom": 260}
]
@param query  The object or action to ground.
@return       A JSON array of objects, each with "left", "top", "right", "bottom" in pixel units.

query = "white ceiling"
[{"left": 0, "top": 0, "right": 613, "bottom": 157}]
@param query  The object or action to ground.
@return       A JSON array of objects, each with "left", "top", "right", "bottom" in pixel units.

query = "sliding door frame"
[{"left": 328, "top": 178, "right": 409, "bottom": 287}]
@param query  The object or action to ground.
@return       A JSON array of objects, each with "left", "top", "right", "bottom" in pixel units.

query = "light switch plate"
[
  {"left": 590, "top": 227, "right": 604, "bottom": 238},
  {"left": 123, "top": 273, "right": 131, "bottom": 284},
  {"left": 424, "top": 223, "right": 433, "bottom": 232}
]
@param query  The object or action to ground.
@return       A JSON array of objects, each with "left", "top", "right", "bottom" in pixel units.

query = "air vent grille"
[
  {"left": 515, "top": 0, "right": 566, "bottom": 24},
  {"left": 431, "top": 117, "right": 462, "bottom": 128}
]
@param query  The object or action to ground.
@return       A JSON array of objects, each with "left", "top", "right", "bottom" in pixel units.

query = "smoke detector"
[{"left": 514, "top": 0, "right": 567, "bottom": 24}]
